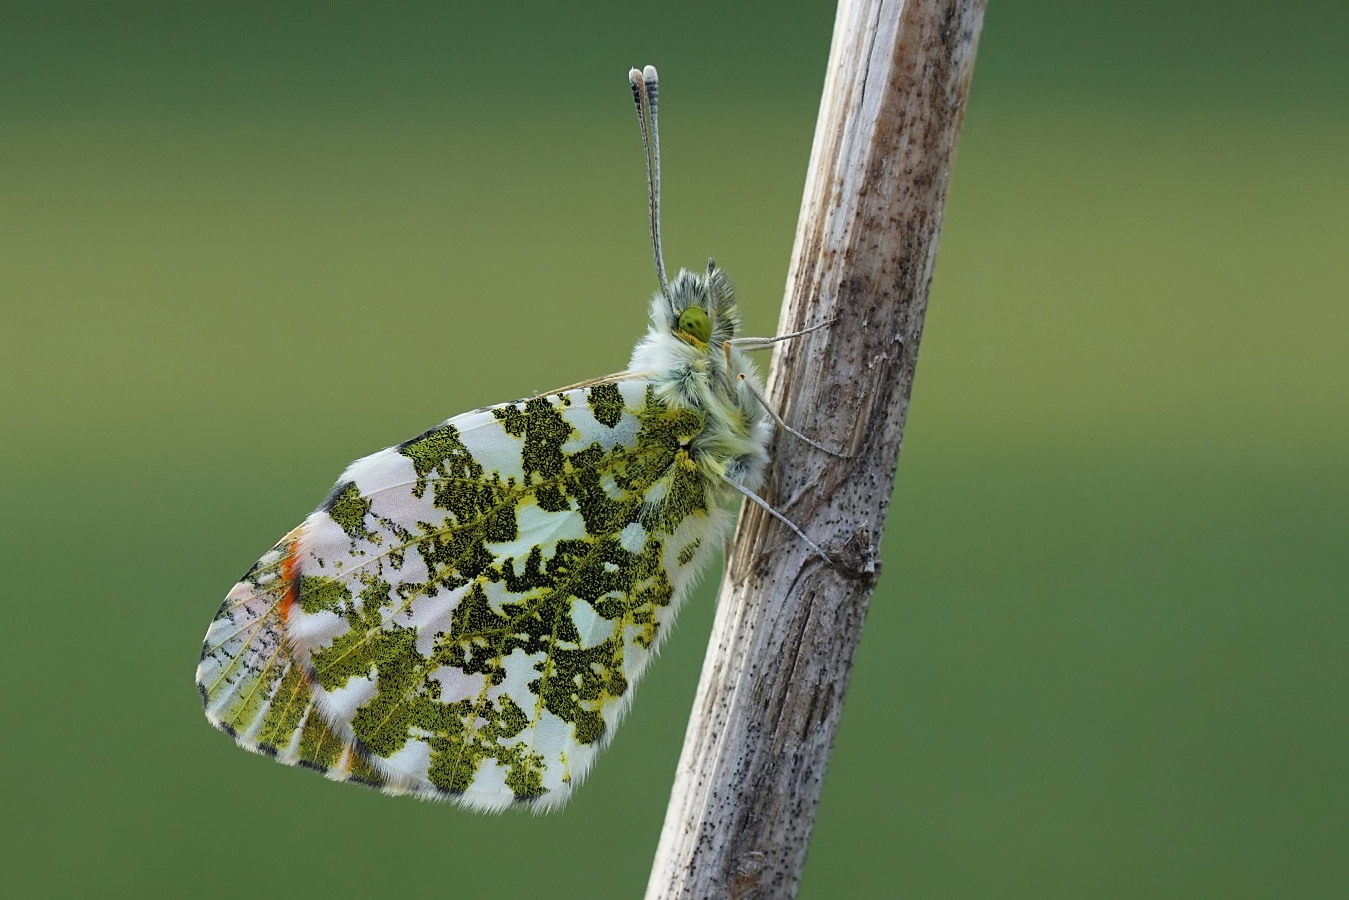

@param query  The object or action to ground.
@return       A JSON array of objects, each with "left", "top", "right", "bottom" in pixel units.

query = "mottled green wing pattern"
[
  {"left": 194, "top": 529, "right": 386, "bottom": 786},
  {"left": 197, "top": 380, "right": 725, "bottom": 811}
]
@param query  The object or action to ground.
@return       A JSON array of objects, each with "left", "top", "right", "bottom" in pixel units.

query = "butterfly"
[{"left": 196, "top": 65, "right": 830, "bottom": 812}]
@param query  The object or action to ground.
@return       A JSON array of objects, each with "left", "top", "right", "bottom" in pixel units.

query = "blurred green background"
[{"left": 2, "top": 1, "right": 1345, "bottom": 896}]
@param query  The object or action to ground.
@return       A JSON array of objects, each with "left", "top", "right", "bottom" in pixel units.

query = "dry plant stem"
[{"left": 645, "top": 0, "right": 986, "bottom": 897}]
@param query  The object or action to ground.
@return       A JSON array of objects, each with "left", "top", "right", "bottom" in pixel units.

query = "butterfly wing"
[{"left": 197, "top": 379, "right": 726, "bottom": 811}]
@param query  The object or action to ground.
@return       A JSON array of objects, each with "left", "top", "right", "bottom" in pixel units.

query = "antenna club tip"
[{"left": 629, "top": 65, "right": 658, "bottom": 86}]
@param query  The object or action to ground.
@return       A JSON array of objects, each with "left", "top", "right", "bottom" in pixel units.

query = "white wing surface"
[{"left": 197, "top": 379, "right": 725, "bottom": 811}]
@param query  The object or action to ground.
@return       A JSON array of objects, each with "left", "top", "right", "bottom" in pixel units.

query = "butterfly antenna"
[{"left": 629, "top": 65, "right": 675, "bottom": 316}]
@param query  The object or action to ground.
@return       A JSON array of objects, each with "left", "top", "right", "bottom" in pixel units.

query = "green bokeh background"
[{"left": 3, "top": 2, "right": 1345, "bottom": 896}]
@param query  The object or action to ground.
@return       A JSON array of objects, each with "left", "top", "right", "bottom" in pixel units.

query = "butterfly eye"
[{"left": 676, "top": 306, "right": 712, "bottom": 344}]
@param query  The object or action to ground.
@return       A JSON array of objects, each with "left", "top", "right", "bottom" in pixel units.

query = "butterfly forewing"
[{"left": 197, "top": 379, "right": 725, "bottom": 811}]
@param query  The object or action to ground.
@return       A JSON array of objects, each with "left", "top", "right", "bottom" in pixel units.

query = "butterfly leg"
[
  {"left": 736, "top": 373, "right": 852, "bottom": 459},
  {"left": 727, "top": 318, "right": 835, "bottom": 350},
  {"left": 725, "top": 319, "right": 850, "bottom": 457},
  {"left": 720, "top": 475, "right": 832, "bottom": 564}
]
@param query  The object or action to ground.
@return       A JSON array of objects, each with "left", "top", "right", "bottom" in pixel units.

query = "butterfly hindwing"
[{"left": 197, "top": 379, "right": 726, "bottom": 811}]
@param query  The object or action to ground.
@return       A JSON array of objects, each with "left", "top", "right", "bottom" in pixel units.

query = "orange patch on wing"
[{"left": 277, "top": 524, "right": 306, "bottom": 623}]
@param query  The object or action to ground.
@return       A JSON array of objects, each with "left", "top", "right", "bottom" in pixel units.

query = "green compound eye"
[{"left": 676, "top": 306, "right": 712, "bottom": 344}]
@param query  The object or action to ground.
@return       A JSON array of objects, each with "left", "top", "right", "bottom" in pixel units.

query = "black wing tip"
[{"left": 320, "top": 479, "right": 358, "bottom": 513}]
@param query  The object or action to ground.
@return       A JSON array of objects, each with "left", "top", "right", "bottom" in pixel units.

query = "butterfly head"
[{"left": 657, "top": 259, "right": 743, "bottom": 350}]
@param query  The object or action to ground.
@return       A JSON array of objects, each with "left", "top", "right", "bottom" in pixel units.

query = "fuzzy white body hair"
[{"left": 628, "top": 265, "right": 774, "bottom": 496}]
